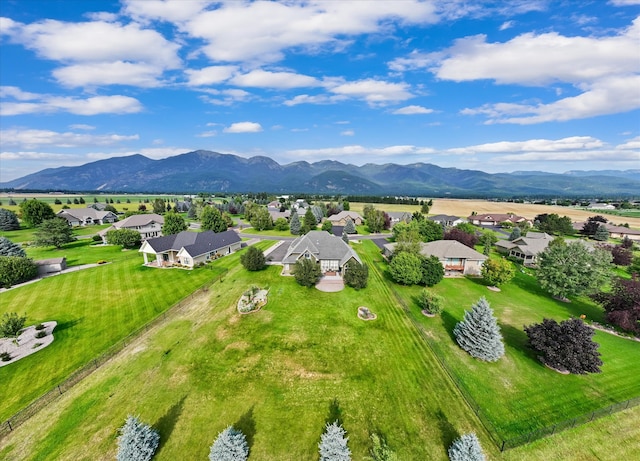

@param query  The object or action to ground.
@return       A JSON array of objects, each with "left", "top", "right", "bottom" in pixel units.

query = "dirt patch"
[
  {"left": 487, "top": 286, "right": 501, "bottom": 292},
  {"left": 421, "top": 310, "right": 436, "bottom": 317}
]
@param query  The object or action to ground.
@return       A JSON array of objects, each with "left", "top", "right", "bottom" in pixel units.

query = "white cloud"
[
  {"left": 341, "top": 130, "right": 355, "bottom": 136},
  {"left": 223, "top": 122, "right": 263, "bottom": 133},
  {"left": 284, "top": 144, "right": 435, "bottom": 163},
  {"left": 182, "top": 1, "right": 437, "bottom": 64},
  {"left": 446, "top": 136, "right": 605, "bottom": 155},
  {"left": 610, "top": 0, "right": 640, "bottom": 5},
  {"left": 284, "top": 94, "right": 344, "bottom": 106},
  {"left": 199, "top": 88, "right": 251, "bottom": 106},
  {"left": 0, "top": 151, "right": 77, "bottom": 161},
  {"left": 1, "top": 128, "right": 139, "bottom": 149},
  {"left": 497, "top": 149, "right": 640, "bottom": 163},
  {"left": 69, "top": 124, "right": 95, "bottom": 130},
  {"left": 463, "top": 75, "right": 640, "bottom": 124},
  {"left": 122, "top": 0, "right": 209, "bottom": 24},
  {"left": 0, "top": 86, "right": 40, "bottom": 100},
  {"left": 0, "top": 91, "right": 143, "bottom": 116},
  {"left": 4, "top": 18, "right": 181, "bottom": 87},
  {"left": 329, "top": 79, "right": 413, "bottom": 106},
  {"left": 499, "top": 20, "right": 515, "bottom": 31},
  {"left": 85, "top": 147, "right": 190, "bottom": 161},
  {"left": 196, "top": 131, "right": 217, "bottom": 138},
  {"left": 616, "top": 136, "right": 640, "bottom": 149},
  {"left": 84, "top": 12, "right": 119, "bottom": 22},
  {"left": 185, "top": 66, "right": 238, "bottom": 86},
  {"left": 230, "top": 69, "right": 319, "bottom": 89},
  {"left": 392, "top": 105, "right": 434, "bottom": 115}
]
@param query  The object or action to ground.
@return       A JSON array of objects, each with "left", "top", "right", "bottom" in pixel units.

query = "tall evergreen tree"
[
  {"left": 343, "top": 217, "right": 356, "bottom": 234},
  {"left": 341, "top": 230, "right": 350, "bottom": 245},
  {"left": 508, "top": 227, "right": 521, "bottom": 241},
  {"left": 0, "top": 208, "right": 20, "bottom": 230},
  {"left": 116, "top": 415, "right": 160, "bottom": 461},
  {"left": 343, "top": 259, "right": 369, "bottom": 290},
  {"left": 240, "top": 246, "right": 266, "bottom": 271},
  {"left": 319, "top": 421, "right": 351, "bottom": 461},
  {"left": 593, "top": 224, "right": 609, "bottom": 241},
  {"left": 289, "top": 210, "right": 301, "bottom": 235},
  {"left": 453, "top": 297, "right": 505, "bottom": 362},
  {"left": 209, "top": 426, "right": 249, "bottom": 461},
  {"left": 420, "top": 255, "right": 444, "bottom": 287},
  {"left": 0, "top": 237, "right": 26, "bottom": 257},
  {"left": 303, "top": 208, "right": 317, "bottom": 232},
  {"left": 448, "top": 433, "right": 485, "bottom": 461}
]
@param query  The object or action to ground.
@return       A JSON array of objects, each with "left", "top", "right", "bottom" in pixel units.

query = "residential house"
[
  {"left": 428, "top": 214, "right": 465, "bottom": 227},
  {"left": 587, "top": 202, "right": 616, "bottom": 210},
  {"left": 139, "top": 230, "right": 242, "bottom": 268},
  {"left": 87, "top": 203, "right": 108, "bottom": 211},
  {"left": 326, "top": 211, "right": 364, "bottom": 226},
  {"left": 99, "top": 213, "right": 164, "bottom": 242},
  {"left": 281, "top": 230, "right": 362, "bottom": 275},
  {"left": 56, "top": 208, "right": 118, "bottom": 226},
  {"left": 494, "top": 231, "right": 553, "bottom": 265},
  {"left": 386, "top": 211, "right": 412, "bottom": 227},
  {"left": 268, "top": 209, "right": 291, "bottom": 222},
  {"left": 468, "top": 213, "right": 532, "bottom": 227},
  {"left": 383, "top": 240, "right": 487, "bottom": 276},
  {"left": 572, "top": 221, "right": 640, "bottom": 241}
]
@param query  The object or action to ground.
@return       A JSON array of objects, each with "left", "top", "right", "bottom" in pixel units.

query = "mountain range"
[{"left": 2, "top": 150, "right": 639, "bottom": 197}]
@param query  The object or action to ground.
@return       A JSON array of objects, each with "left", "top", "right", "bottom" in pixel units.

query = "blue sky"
[{"left": 1, "top": 0, "right": 639, "bottom": 183}]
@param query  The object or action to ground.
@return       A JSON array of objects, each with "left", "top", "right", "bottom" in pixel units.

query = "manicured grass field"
[
  {"left": 1, "top": 240, "right": 639, "bottom": 460},
  {"left": 0, "top": 245, "right": 224, "bottom": 421},
  {"left": 387, "top": 259, "right": 640, "bottom": 441}
]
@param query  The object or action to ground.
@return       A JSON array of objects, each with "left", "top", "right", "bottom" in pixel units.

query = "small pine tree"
[
  {"left": 453, "top": 297, "right": 505, "bottom": 362},
  {"left": 240, "top": 245, "right": 266, "bottom": 271},
  {"left": 593, "top": 224, "right": 609, "bottom": 241},
  {"left": 418, "top": 289, "right": 444, "bottom": 315},
  {"left": 209, "top": 426, "right": 249, "bottom": 461},
  {"left": 289, "top": 211, "right": 301, "bottom": 235},
  {"left": 0, "top": 237, "right": 26, "bottom": 257},
  {"left": 369, "top": 433, "right": 397, "bottom": 461},
  {"left": 293, "top": 258, "right": 322, "bottom": 287},
  {"left": 341, "top": 230, "right": 349, "bottom": 245},
  {"left": 319, "top": 421, "right": 351, "bottom": 461},
  {"left": 343, "top": 259, "right": 369, "bottom": 290},
  {"left": 0, "top": 208, "right": 20, "bottom": 231},
  {"left": 343, "top": 217, "right": 356, "bottom": 234},
  {"left": 448, "top": 433, "right": 485, "bottom": 461},
  {"left": 321, "top": 220, "right": 333, "bottom": 232},
  {"left": 116, "top": 415, "right": 160, "bottom": 461}
]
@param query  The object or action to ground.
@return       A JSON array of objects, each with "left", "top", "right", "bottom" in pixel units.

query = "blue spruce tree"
[
  {"left": 319, "top": 421, "right": 351, "bottom": 461},
  {"left": 116, "top": 415, "right": 160, "bottom": 461},
  {"left": 209, "top": 426, "right": 249, "bottom": 461},
  {"left": 453, "top": 297, "right": 505, "bottom": 362},
  {"left": 448, "top": 433, "right": 485, "bottom": 461}
]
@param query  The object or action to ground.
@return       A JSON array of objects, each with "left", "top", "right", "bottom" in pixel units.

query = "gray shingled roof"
[
  {"left": 57, "top": 208, "right": 116, "bottom": 221},
  {"left": 114, "top": 213, "right": 164, "bottom": 228},
  {"left": 327, "top": 211, "right": 363, "bottom": 222},
  {"left": 283, "top": 231, "right": 361, "bottom": 265},
  {"left": 384, "top": 240, "right": 486, "bottom": 261},
  {"left": 145, "top": 230, "right": 241, "bottom": 258}
]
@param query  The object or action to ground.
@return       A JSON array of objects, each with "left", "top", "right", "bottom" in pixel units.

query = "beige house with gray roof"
[
  {"left": 494, "top": 231, "right": 553, "bottom": 265},
  {"left": 99, "top": 213, "right": 164, "bottom": 243},
  {"left": 282, "top": 231, "right": 361, "bottom": 276},
  {"left": 383, "top": 240, "right": 487, "bottom": 276}
]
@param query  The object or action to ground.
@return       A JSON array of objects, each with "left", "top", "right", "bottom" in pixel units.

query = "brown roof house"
[
  {"left": 99, "top": 213, "right": 164, "bottom": 243},
  {"left": 139, "top": 230, "right": 242, "bottom": 268},
  {"left": 494, "top": 231, "right": 553, "bottom": 265},
  {"left": 327, "top": 211, "right": 364, "bottom": 226},
  {"left": 383, "top": 240, "right": 487, "bottom": 276},
  {"left": 468, "top": 213, "right": 532, "bottom": 227},
  {"left": 281, "top": 231, "right": 361, "bottom": 275}
]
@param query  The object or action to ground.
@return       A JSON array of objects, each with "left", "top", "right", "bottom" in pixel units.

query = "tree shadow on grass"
[
  {"left": 154, "top": 395, "right": 187, "bottom": 456},
  {"left": 53, "top": 318, "right": 83, "bottom": 333},
  {"left": 440, "top": 310, "right": 460, "bottom": 342},
  {"left": 325, "top": 398, "right": 343, "bottom": 426},
  {"left": 234, "top": 406, "right": 257, "bottom": 451},
  {"left": 500, "top": 323, "right": 539, "bottom": 364},
  {"left": 436, "top": 409, "right": 460, "bottom": 449}
]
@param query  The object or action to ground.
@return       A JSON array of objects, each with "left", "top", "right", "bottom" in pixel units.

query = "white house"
[{"left": 99, "top": 213, "right": 164, "bottom": 242}]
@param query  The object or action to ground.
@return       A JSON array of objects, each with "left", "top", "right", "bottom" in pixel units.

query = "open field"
[
  {"left": 0, "top": 242, "right": 224, "bottom": 421},
  {"left": 1, "top": 241, "right": 639, "bottom": 459}
]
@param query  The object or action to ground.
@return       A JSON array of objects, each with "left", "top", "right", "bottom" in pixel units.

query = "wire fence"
[
  {"left": 386, "top": 280, "right": 640, "bottom": 452},
  {"left": 0, "top": 268, "right": 227, "bottom": 439}
]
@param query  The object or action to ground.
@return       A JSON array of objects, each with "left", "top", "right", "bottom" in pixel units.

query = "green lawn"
[
  {"left": 388, "top": 262, "right": 640, "bottom": 441},
  {"left": 0, "top": 246, "right": 225, "bottom": 421},
  {"left": 1, "top": 240, "right": 639, "bottom": 460}
]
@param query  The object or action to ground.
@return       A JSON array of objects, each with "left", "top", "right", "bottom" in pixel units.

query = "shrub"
[
  {"left": 369, "top": 433, "right": 397, "bottom": 461},
  {"left": 35, "top": 330, "right": 47, "bottom": 339},
  {"left": 0, "top": 256, "right": 38, "bottom": 288},
  {"left": 418, "top": 289, "right": 444, "bottom": 315},
  {"left": 453, "top": 297, "right": 505, "bottom": 362},
  {"left": 343, "top": 260, "right": 369, "bottom": 290},
  {"left": 0, "top": 313, "right": 27, "bottom": 338},
  {"left": 116, "top": 415, "right": 160, "bottom": 461},
  {"left": 448, "top": 433, "right": 485, "bottom": 461},
  {"left": 209, "top": 426, "right": 249, "bottom": 461},
  {"left": 524, "top": 318, "right": 602, "bottom": 374},
  {"left": 1, "top": 352, "right": 11, "bottom": 362},
  {"left": 92, "top": 235, "right": 103, "bottom": 242},
  {"left": 35, "top": 323, "right": 45, "bottom": 330},
  {"left": 97, "top": 260, "right": 107, "bottom": 264},
  {"left": 106, "top": 229, "right": 141, "bottom": 248},
  {"left": 240, "top": 246, "right": 266, "bottom": 271},
  {"left": 293, "top": 258, "right": 322, "bottom": 287}
]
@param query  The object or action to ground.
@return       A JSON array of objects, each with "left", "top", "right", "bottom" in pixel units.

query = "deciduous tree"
[
  {"left": 444, "top": 228, "right": 478, "bottom": 249},
  {"left": 152, "top": 198, "right": 166, "bottom": 214},
  {"left": 591, "top": 276, "right": 640, "bottom": 333},
  {"left": 162, "top": 212, "right": 187, "bottom": 235},
  {"left": 321, "top": 220, "right": 333, "bottom": 232},
  {"left": 453, "top": 297, "right": 505, "bottom": 362},
  {"left": 418, "top": 289, "right": 444, "bottom": 315},
  {"left": 389, "top": 251, "right": 423, "bottom": 285},
  {"left": 19, "top": 199, "right": 55, "bottom": 228},
  {"left": 481, "top": 258, "right": 515, "bottom": 288},
  {"left": 420, "top": 255, "right": 444, "bottom": 287},
  {"left": 106, "top": 229, "right": 141, "bottom": 248},
  {"left": 250, "top": 207, "right": 274, "bottom": 231},
  {"left": 581, "top": 215, "right": 607, "bottom": 237},
  {"left": 537, "top": 241, "right": 612, "bottom": 300},
  {"left": 201, "top": 206, "right": 227, "bottom": 233},
  {"left": 524, "top": 318, "right": 602, "bottom": 374},
  {"left": 33, "top": 217, "right": 76, "bottom": 248}
]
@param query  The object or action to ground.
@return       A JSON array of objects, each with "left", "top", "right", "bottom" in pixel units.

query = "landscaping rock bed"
[
  {"left": 0, "top": 321, "right": 57, "bottom": 367},
  {"left": 357, "top": 306, "right": 377, "bottom": 321},
  {"left": 237, "top": 287, "right": 269, "bottom": 314}
]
